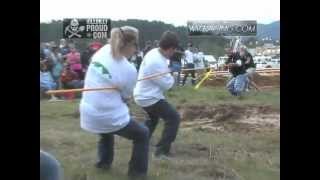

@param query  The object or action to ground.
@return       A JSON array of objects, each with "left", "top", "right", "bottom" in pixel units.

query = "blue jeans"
[
  {"left": 41, "top": 82, "right": 57, "bottom": 91},
  {"left": 226, "top": 73, "right": 249, "bottom": 96},
  {"left": 142, "top": 99, "right": 180, "bottom": 155},
  {"left": 97, "top": 120, "right": 149, "bottom": 176},
  {"left": 40, "top": 151, "right": 63, "bottom": 180}
]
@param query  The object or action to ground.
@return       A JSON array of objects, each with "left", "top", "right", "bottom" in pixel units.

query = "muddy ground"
[
  {"left": 177, "top": 104, "right": 280, "bottom": 133},
  {"left": 132, "top": 104, "right": 280, "bottom": 134}
]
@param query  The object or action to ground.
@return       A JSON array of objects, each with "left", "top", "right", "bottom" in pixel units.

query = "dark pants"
[
  {"left": 182, "top": 63, "right": 196, "bottom": 85},
  {"left": 40, "top": 151, "right": 62, "bottom": 180},
  {"left": 65, "top": 80, "right": 84, "bottom": 89},
  {"left": 97, "top": 120, "right": 149, "bottom": 176},
  {"left": 143, "top": 99, "right": 180, "bottom": 155},
  {"left": 74, "top": 69, "right": 85, "bottom": 80}
]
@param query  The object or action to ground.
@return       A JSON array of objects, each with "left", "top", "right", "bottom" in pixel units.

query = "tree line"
[{"left": 40, "top": 19, "right": 229, "bottom": 57}]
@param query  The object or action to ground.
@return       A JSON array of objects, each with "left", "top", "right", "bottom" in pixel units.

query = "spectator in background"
[
  {"left": 182, "top": 42, "right": 196, "bottom": 86},
  {"left": 196, "top": 48, "right": 205, "bottom": 68},
  {"left": 128, "top": 51, "right": 137, "bottom": 63},
  {"left": 43, "top": 43, "right": 52, "bottom": 59},
  {"left": 60, "top": 65, "right": 84, "bottom": 89},
  {"left": 40, "top": 43, "right": 48, "bottom": 64},
  {"left": 143, "top": 40, "right": 153, "bottom": 57},
  {"left": 40, "top": 62, "right": 61, "bottom": 102},
  {"left": 81, "top": 47, "right": 93, "bottom": 72},
  {"left": 193, "top": 47, "right": 201, "bottom": 67},
  {"left": 239, "top": 47, "right": 259, "bottom": 91},
  {"left": 239, "top": 47, "right": 256, "bottom": 76},
  {"left": 89, "top": 41, "right": 103, "bottom": 52},
  {"left": 129, "top": 49, "right": 143, "bottom": 71},
  {"left": 136, "top": 50, "right": 143, "bottom": 70},
  {"left": 50, "top": 46, "right": 64, "bottom": 88},
  {"left": 65, "top": 44, "right": 83, "bottom": 80},
  {"left": 153, "top": 40, "right": 159, "bottom": 48},
  {"left": 169, "top": 44, "right": 184, "bottom": 86},
  {"left": 81, "top": 41, "right": 103, "bottom": 71},
  {"left": 40, "top": 53, "right": 46, "bottom": 62},
  {"left": 59, "top": 39, "right": 70, "bottom": 56},
  {"left": 42, "top": 43, "right": 57, "bottom": 71},
  {"left": 49, "top": 41, "right": 57, "bottom": 48},
  {"left": 40, "top": 43, "right": 46, "bottom": 60}
]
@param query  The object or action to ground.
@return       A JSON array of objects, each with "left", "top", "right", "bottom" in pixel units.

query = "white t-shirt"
[
  {"left": 184, "top": 49, "right": 194, "bottom": 64},
  {"left": 133, "top": 48, "right": 174, "bottom": 107},
  {"left": 196, "top": 52, "right": 205, "bottom": 68},
  {"left": 80, "top": 44, "right": 137, "bottom": 134}
]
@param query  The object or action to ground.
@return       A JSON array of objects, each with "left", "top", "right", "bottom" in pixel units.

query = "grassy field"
[{"left": 40, "top": 86, "right": 280, "bottom": 180}]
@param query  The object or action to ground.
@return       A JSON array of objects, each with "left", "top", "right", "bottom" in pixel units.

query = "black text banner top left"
[{"left": 63, "top": 18, "right": 111, "bottom": 39}]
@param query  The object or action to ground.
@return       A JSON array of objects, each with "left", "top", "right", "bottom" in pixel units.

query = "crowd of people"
[
  {"left": 41, "top": 37, "right": 211, "bottom": 102},
  {"left": 40, "top": 39, "right": 103, "bottom": 101}
]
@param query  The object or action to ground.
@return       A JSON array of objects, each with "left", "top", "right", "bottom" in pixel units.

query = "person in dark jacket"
[
  {"left": 169, "top": 45, "right": 184, "bottom": 86},
  {"left": 240, "top": 48, "right": 260, "bottom": 91},
  {"left": 143, "top": 40, "right": 153, "bottom": 57}
]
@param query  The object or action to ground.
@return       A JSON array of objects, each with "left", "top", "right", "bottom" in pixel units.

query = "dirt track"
[
  {"left": 131, "top": 103, "right": 280, "bottom": 133},
  {"left": 177, "top": 104, "right": 280, "bottom": 133}
]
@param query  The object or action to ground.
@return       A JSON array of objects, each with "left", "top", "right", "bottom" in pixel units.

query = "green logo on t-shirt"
[{"left": 92, "top": 61, "right": 112, "bottom": 78}]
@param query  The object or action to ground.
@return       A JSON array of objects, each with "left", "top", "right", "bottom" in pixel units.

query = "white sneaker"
[
  {"left": 152, "top": 154, "right": 172, "bottom": 161},
  {"left": 48, "top": 96, "right": 64, "bottom": 102}
]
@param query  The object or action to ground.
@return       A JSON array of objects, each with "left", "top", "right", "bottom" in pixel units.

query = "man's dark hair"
[{"left": 159, "top": 31, "right": 179, "bottom": 50}]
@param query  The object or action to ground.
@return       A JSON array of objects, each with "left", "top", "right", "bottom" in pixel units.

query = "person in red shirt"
[
  {"left": 89, "top": 41, "right": 103, "bottom": 52},
  {"left": 65, "top": 44, "right": 83, "bottom": 79},
  {"left": 60, "top": 65, "right": 84, "bottom": 89}
]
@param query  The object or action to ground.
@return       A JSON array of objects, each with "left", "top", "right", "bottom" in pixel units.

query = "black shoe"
[
  {"left": 95, "top": 162, "right": 111, "bottom": 170},
  {"left": 153, "top": 152, "right": 174, "bottom": 161},
  {"left": 154, "top": 148, "right": 173, "bottom": 160},
  {"left": 154, "top": 149, "right": 166, "bottom": 157},
  {"left": 155, "top": 144, "right": 171, "bottom": 156}
]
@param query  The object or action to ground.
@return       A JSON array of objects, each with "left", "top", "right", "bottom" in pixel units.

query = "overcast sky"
[{"left": 40, "top": 0, "right": 280, "bottom": 26}]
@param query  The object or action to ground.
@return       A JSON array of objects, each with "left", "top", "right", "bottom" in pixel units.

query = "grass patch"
[{"left": 41, "top": 86, "right": 280, "bottom": 180}]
